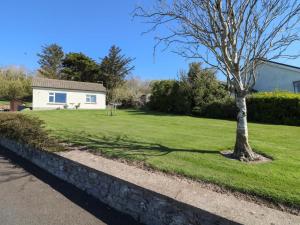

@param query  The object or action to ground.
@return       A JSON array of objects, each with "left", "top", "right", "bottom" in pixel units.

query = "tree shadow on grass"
[
  {"left": 124, "top": 109, "right": 185, "bottom": 117},
  {"left": 56, "top": 130, "right": 220, "bottom": 160}
]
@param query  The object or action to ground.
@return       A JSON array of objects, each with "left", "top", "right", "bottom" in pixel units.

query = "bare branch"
[{"left": 134, "top": 0, "right": 300, "bottom": 95}]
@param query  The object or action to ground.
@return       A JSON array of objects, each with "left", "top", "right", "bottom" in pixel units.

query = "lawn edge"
[{"left": 58, "top": 143, "right": 300, "bottom": 216}]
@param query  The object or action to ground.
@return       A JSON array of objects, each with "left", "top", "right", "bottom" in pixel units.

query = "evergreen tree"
[
  {"left": 181, "top": 62, "right": 227, "bottom": 110},
  {"left": 62, "top": 52, "right": 100, "bottom": 82},
  {"left": 187, "top": 62, "right": 202, "bottom": 84},
  {"left": 37, "top": 44, "right": 64, "bottom": 79},
  {"left": 99, "top": 45, "right": 134, "bottom": 100}
]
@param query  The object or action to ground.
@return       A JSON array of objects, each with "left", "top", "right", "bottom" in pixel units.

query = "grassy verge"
[
  {"left": 28, "top": 109, "right": 300, "bottom": 208},
  {"left": 0, "top": 100, "right": 31, "bottom": 107},
  {"left": 0, "top": 100, "right": 9, "bottom": 105}
]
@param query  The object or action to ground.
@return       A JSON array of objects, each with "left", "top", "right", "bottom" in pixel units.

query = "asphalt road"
[{"left": 0, "top": 147, "right": 141, "bottom": 225}]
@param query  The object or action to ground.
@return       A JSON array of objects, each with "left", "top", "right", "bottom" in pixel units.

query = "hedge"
[
  {"left": 192, "top": 98, "right": 237, "bottom": 120},
  {"left": 247, "top": 92, "right": 300, "bottom": 125},
  {"left": 193, "top": 92, "right": 300, "bottom": 126}
]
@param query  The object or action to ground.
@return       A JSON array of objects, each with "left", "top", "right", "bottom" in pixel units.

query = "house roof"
[
  {"left": 32, "top": 78, "right": 106, "bottom": 92},
  {"left": 259, "top": 59, "right": 300, "bottom": 72}
]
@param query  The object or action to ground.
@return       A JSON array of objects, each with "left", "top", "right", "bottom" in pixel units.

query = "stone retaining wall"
[{"left": 0, "top": 138, "right": 238, "bottom": 225}]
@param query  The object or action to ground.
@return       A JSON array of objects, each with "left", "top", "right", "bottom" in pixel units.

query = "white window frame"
[
  {"left": 48, "top": 92, "right": 67, "bottom": 104},
  {"left": 49, "top": 92, "right": 55, "bottom": 103},
  {"left": 86, "top": 94, "right": 97, "bottom": 104}
]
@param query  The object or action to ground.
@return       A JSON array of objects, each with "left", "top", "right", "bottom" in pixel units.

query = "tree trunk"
[{"left": 233, "top": 96, "right": 257, "bottom": 161}]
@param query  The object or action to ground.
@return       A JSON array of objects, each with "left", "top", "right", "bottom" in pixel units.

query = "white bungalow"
[
  {"left": 32, "top": 78, "right": 106, "bottom": 110},
  {"left": 254, "top": 59, "right": 300, "bottom": 93}
]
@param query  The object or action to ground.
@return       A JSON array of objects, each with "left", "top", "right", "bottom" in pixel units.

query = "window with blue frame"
[
  {"left": 49, "top": 92, "right": 67, "bottom": 103},
  {"left": 86, "top": 94, "right": 97, "bottom": 103}
]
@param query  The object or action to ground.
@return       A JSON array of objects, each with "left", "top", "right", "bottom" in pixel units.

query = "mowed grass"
[
  {"left": 28, "top": 109, "right": 300, "bottom": 207},
  {"left": 0, "top": 100, "right": 9, "bottom": 105}
]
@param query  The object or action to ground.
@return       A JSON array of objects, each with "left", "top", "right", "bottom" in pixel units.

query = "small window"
[
  {"left": 49, "top": 92, "right": 67, "bottom": 104},
  {"left": 294, "top": 81, "right": 300, "bottom": 93},
  {"left": 86, "top": 95, "right": 97, "bottom": 103},
  {"left": 49, "top": 93, "right": 54, "bottom": 103}
]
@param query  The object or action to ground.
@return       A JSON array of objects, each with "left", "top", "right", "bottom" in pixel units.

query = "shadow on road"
[{"left": 0, "top": 147, "right": 142, "bottom": 225}]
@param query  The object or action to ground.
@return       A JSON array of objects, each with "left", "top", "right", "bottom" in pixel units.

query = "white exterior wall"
[
  {"left": 254, "top": 63, "right": 300, "bottom": 92},
  {"left": 32, "top": 87, "right": 106, "bottom": 110}
]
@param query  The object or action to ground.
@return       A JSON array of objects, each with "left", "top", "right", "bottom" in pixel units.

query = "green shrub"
[
  {"left": 193, "top": 98, "right": 237, "bottom": 120},
  {"left": 148, "top": 63, "right": 227, "bottom": 114},
  {"left": 0, "top": 113, "right": 58, "bottom": 149},
  {"left": 193, "top": 92, "right": 300, "bottom": 126},
  {"left": 181, "top": 63, "right": 228, "bottom": 109},
  {"left": 148, "top": 80, "right": 191, "bottom": 114},
  {"left": 247, "top": 92, "right": 300, "bottom": 125}
]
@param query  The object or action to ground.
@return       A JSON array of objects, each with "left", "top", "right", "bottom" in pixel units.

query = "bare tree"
[{"left": 134, "top": 0, "right": 300, "bottom": 161}]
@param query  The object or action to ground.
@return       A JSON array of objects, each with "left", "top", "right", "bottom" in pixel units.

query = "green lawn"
[
  {"left": 0, "top": 100, "right": 32, "bottom": 107},
  {"left": 0, "top": 100, "right": 9, "bottom": 105},
  {"left": 28, "top": 109, "right": 300, "bottom": 207}
]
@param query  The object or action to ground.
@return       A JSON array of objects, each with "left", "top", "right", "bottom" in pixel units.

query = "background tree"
[
  {"left": 110, "top": 76, "right": 151, "bottom": 107},
  {"left": 0, "top": 67, "right": 31, "bottom": 100},
  {"left": 135, "top": 0, "right": 300, "bottom": 161},
  {"left": 187, "top": 62, "right": 202, "bottom": 84},
  {"left": 149, "top": 63, "right": 226, "bottom": 114},
  {"left": 62, "top": 52, "right": 100, "bottom": 82},
  {"left": 181, "top": 62, "right": 227, "bottom": 110},
  {"left": 37, "top": 43, "right": 64, "bottom": 79},
  {"left": 99, "top": 45, "right": 135, "bottom": 102},
  {"left": 149, "top": 80, "right": 191, "bottom": 113}
]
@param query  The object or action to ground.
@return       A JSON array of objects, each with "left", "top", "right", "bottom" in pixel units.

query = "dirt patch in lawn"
[{"left": 220, "top": 150, "right": 273, "bottom": 164}]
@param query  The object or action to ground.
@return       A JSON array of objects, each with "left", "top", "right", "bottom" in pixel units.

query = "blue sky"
[
  {"left": 0, "top": 0, "right": 192, "bottom": 80},
  {"left": 0, "top": 0, "right": 300, "bottom": 81}
]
